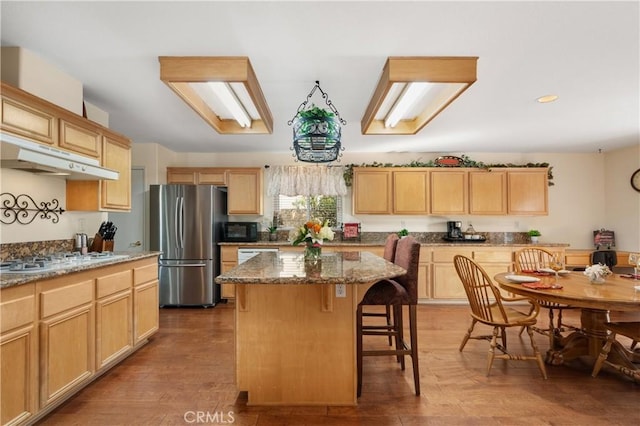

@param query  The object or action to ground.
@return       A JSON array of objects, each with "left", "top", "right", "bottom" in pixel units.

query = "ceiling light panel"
[
  {"left": 159, "top": 56, "right": 273, "bottom": 134},
  {"left": 362, "top": 57, "right": 478, "bottom": 135}
]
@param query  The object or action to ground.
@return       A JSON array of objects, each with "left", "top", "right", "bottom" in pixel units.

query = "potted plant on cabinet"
[{"left": 528, "top": 229, "right": 541, "bottom": 243}]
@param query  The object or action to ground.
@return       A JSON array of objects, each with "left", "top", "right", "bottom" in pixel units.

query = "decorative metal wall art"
[
  {"left": 288, "top": 81, "right": 346, "bottom": 163},
  {"left": 1, "top": 193, "right": 65, "bottom": 224}
]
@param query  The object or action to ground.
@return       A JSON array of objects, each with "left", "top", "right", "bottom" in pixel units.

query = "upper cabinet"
[
  {"left": 469, "top": 170, "right": 507, "bottom": 215},
  {"left": 351, "top": 167, "right": 549, "bottom": 216},
  {"left": 430, "top": 170, "right": 468, "bottom": 215},
  {"left": 393, "top": 170, "right": 429, "bottom": 215},
  {"left": 66, "top": 131, "right": 131, "bottom": 212},
  {"left": 166, "top": 167, "right": 227, "bottom": 185},
  {"left": 1, "top": 82, "right": 133, "bottom": 212},
  {"left": 1, "top": 84, "right": 58, "bottom": 146},
  {"left": 507, "top": 168, "right": 548, "bottom": 215},
  {"left": 353, "top": 168, "right": 393, "bottom": 214},
  {"left": 166, "top": 167, "right": 263, "bottom": 215}
]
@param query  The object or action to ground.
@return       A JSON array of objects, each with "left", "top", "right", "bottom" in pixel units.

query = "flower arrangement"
[
  {"left": 584, "top": 263, "right": 612, "bottom": 283},
  {"left": 292, "top": 219, "right": 335, "bottom": 247}
]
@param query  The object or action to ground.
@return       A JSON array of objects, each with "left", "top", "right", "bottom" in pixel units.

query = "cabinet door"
[
  {"left": 430, "top": 170, "right": 468, "bottom": 215},
  {"left": 40, "top": 304, "right": 94, "bottom": 406},
  {"left": 197, "top": 169, "right": 226, "bottom": 185},
  {"left": 507, "top": 169, "right": 548, "bottom": 215},
  {"left": 0, "top": 84, "right": 58, "bottom": 146},
  {"left": 167, "top": 168, "right": 197, "bottom": 184},
  {"left": 393, "top": 170, "right": 428, "bottom": 214},
  {"left": 133, "top": 280, "right": 159, "bottom": 344},
  {"left": 59, "top": 116, "right": 101, "bottom": 159},
  {"left": 101, "top": 133, "right": 131, "bottom": 211},
  {"left": 431, "top": 247, "right": 473, "bottom": 300},
  {"left": 227, "top": 169, "right": 263, "bottom": 214},
  {"left": 353, "top": 169, "right": 392, "bottom": 214},
  {"left": 1, "top": 285, "right": 37, "bottom": 426},
  {"left": 96, "top": 291, "right": 132, "bottom": 369},
  {"left": 469, "top": 171, "right": 507, "bottom": 215}
]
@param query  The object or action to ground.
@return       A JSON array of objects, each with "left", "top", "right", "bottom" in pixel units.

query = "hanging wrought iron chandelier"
[{"left": 288, "top": 81, "right": 346, "bottom": 163}]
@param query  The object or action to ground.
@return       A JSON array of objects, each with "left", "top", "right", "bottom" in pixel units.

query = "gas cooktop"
[{"left": 0, "top": 252, "right": 129, "bottom": 274}]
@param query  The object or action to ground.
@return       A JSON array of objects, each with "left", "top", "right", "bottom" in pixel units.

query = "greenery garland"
[{"left": 342, "top": 155, "right": 554, "bottom": 187}]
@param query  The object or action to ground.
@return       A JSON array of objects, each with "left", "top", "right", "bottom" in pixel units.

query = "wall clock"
[{"left": 631, "top": 168, "right": 640, "bottom": 192}]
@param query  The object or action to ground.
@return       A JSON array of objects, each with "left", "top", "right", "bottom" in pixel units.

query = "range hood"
[{"left": 0, "top": 133, "right": 119, "bottom": 180}]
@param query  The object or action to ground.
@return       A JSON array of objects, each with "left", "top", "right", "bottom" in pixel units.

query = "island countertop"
[{"left": 214, "top": 251, "right": 406, "bottom": 285}]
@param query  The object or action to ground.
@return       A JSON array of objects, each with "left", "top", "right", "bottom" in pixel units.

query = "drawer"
[
  {"left": 96, "top": 270, "right": 132, "bottom": 299},
  {"left": 473, "top": 250, "right": 513, "bottom": 263},
  {"left": 221, "top": 246, "right": 238, "bottom": 262},
  {"left": 432, "top": 248, "right": 473, "bottom": 263},
  {"left": 40, "top": 279, "right": 93, "bottom": 318},
  {"left": 134, "top": 263, "right": 158, "bottom": 286},
  {"left": 0, "top": 285, "right": 35, "bottom": 333}
]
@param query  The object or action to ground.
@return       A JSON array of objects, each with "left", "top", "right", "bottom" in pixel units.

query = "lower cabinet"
[
  {"left": 0, "top": 255, "right": 159, "bottom": 426},
  {"left": 39, "top": 278, "right": 95, "bottom": 407},
  {"left": 0, "top": 284, "right": 37, "bottom": 426}
]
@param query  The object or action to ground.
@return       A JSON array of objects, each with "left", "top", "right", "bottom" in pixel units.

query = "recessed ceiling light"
[{"left": 536, "top": 95, "right": 559, "bottom": 103}]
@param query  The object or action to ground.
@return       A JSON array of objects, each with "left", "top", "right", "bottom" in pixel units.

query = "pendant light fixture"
[{"left": 288, "top": 81, "right": 346, "bottom": 163}]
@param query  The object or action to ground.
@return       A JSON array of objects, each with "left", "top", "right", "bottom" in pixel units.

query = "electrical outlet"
[{"left": 335, "top": 284, "right": 346, "bottom": 298}]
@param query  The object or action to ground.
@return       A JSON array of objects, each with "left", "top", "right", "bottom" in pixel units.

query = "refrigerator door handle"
[
  {"left": 179, "top": 196, "right": 185, "bottom": 249},
  {"left": 159, "top": 262, "right": 207, "bottom": 267},
  {"left": 174, "top": 196, "right": 180, "bottom": 249}
]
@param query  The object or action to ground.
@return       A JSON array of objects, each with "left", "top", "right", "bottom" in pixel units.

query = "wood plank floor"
[{"left": 38, "top": 303, "right": 639, "bottom": 425}]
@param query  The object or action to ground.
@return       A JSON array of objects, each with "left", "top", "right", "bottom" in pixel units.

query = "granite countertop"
[
  {"left": 0, "top": 251, "right": 160, "bottom": 289},
  {"left": 219, "top": 240, "right": 570, "bottom": 248},
  {"left": 215, "top": 251, "right": 406, "bottom": 285}
]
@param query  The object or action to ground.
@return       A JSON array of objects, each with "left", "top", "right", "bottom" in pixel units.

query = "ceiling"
[{"left": 1, "top": 1, "right": 638, "bottom": 156}]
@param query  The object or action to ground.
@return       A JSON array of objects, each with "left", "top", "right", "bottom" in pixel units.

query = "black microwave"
[{"left": 223, "top": 222, "right": 258, "bottom": 242}]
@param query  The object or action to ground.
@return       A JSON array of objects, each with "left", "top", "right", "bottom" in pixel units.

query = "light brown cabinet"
[
  {"left": 0, "top": 82, "right": 58, "bottom": 146},
  {"left": 95, "top": 270, "right": 133, "bottom": 370},
  {"left": 507, "top": 169, "right": 548, "bottom": 215},
  {"left": 0, "top": 284, "right": 37, "bottom": 426},
  {"left": 430, "top": 170, "right": 468, "bottom": 215},
  {"left": 59, "top": 116, "right": 101, "bottom": 159},
  {"left": 393, "top": 170, "right": 429, "bottom": 215},
  {"left": 0, "top": 256, "right": 159, "bottom": 425},
  {"left": 38, "top": 277, "right": 95, "bottom": 407},
  {"left": 166, "top": 167, "right": 227, "bottom": 185},
  {"left": 132, "top": 260, "right": 160, "bottom": 344},
  {"left": 166, "top": 167, "right": 263, "bottom": 215},
  {"left": 469, "top": 170, "right": 507, "bottom": 215},
  {"left": 65, "top": 131, "right": 131, "bottom": 212},
  {"left": 352, "top": 168, "right": 392, "bottom": 214}
]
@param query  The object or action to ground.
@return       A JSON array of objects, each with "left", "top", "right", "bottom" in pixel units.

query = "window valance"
[{"left": 266, "top": 166, "right": 347, "bottom": 197}]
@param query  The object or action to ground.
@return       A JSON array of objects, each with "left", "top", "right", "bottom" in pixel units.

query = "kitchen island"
[{"left": 215, "top": 250, "right": 406, "bottom": 406}]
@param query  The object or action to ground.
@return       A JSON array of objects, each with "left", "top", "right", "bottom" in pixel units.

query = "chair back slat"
[
  {"left": 453, "top": 255, "right": 507, "bottom": 323},
  {"left": 383, "top": 233, "right": 399, "bottom": 262},
  {"left": 515, "top": 247, "right": 554, "bottom": 272},
  {"left": 393, "top": 236, "right": 420, "bottom": 304}
]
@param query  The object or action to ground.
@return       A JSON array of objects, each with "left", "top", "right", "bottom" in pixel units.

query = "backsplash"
[{"left": 1, "top": 239, "right": 75, "bottom": 260}]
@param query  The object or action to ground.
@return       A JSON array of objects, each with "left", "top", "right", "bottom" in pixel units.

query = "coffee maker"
[{"left": 446, "top": 221, "right": 463, "bottom": 240}]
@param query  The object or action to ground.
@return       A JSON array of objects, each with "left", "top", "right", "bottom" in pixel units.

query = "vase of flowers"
[
  {"left": 292, "top": 218, "right": 335, "bottom": 263},
  {"left": 584, "top": 263, "right": 612, "bottom": 284}
]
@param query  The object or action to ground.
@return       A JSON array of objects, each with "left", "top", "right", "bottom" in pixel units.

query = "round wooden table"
[{"left": 494, "top": 271, "right": 640, "bottom": 376}]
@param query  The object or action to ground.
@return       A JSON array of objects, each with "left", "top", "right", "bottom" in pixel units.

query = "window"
[{"left": 273, "top": 195, "right": 342, "bottom": 229}]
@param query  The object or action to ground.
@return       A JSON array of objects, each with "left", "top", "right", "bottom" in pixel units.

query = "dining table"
[
  {"left": 494, "top": 270, "right": 640, "bottom": 381},
  {"left": 214, "top": 250, "right": 406, "bottom": 406}
]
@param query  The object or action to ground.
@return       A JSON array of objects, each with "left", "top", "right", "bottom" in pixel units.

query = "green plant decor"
[
  {"left": 342, "top": 155, "right": 554, "bottom": 187},
  {"left": 397, "top": 228, "right": 409, "bottom": 237},
  {"left": 527, "top": 230, "right": 541, "bottom": 237}
]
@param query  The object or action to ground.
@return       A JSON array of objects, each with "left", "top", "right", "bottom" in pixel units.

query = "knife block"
[{"left": 90, "top": 234, "right": 114, "bottom": 253}]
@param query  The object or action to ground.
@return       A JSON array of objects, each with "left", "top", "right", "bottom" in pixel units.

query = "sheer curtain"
[{"left": 266, "top": 165, "right": 347, "bottom": 196}]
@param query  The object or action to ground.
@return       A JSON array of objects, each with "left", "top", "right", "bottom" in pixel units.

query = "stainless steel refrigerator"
[{"left": 150, "top": 184, "right": 227, "bottom": 307}]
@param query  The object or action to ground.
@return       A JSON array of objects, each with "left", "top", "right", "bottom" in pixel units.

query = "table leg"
[{"left": 545, "top": 308, "right": 609, "bottom": 365}]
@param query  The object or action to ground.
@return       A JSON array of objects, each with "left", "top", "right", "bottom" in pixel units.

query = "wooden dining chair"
[
  {"left": 591, "top": 321, "right": 640, "bottom": 382},
  {"left": 453, "top": 255, "right": 548, "bottom": 379},
  {"left": 514, "top": 247, "right": 579, "bottom": 347},
  {"left": 357, "top": 236, "right": 421, "bottom": 396},
  {"left": 361, "top": 233, "right": 399, "bottom": 346}
]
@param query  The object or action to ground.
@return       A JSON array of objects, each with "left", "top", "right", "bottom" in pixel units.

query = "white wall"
[
  {"left": 132, "top": 145, "right": 639, "bottom": 251},
  {"left": 0, "top": 168, "right": 107, "bottom": 243}
]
